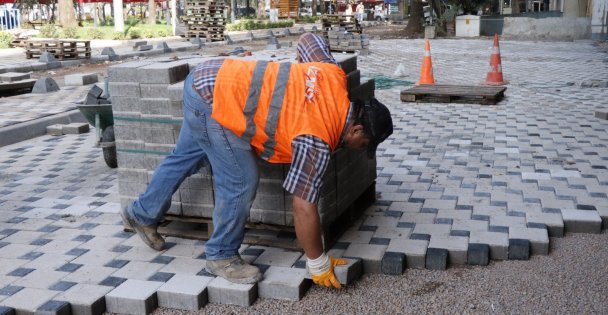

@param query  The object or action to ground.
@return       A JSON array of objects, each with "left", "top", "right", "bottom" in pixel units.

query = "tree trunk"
[
  {"left": 57, "top": 0, "right": 77, "bottom": 27},
  {"left": 312, "top": 0, "right": 317, "bottom": 15},
  {"left": 148, "top": 0, "right": 156, "bottom": 24},
  {"left": 405, "top": 0, "right": 423, "bottom": 35}
]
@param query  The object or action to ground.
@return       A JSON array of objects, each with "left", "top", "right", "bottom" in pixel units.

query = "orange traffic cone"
[
  {"left": 484, "top": 34, "right": 507, "bottom": 85},
  {"left": 416, "top": 39, "right": 435, "bottom": 85}
]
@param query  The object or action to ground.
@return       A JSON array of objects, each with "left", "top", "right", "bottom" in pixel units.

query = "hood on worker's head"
[
  {"left": 296, "top": 33, "right": 336, "bottom": 64},
  {"left": 362, "top": 98, "right": 393, "bottom": 158}
]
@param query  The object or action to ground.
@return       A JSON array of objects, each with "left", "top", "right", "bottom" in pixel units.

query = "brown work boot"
[
  {"left": 120, "top": 206, "right": 165, "bottom": 251},
  {"left": 205, "top": 256, "right": 263, "bottom": 284}
]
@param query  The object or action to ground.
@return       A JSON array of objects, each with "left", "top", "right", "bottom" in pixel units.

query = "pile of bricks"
[
  {"left": 108, "top": 52, "right": 376, "bottom": 248},
  {"left": 327, "top": 28, "right": 370, "bottom": 54}
]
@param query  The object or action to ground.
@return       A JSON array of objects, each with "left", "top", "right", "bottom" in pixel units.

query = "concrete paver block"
[
  {"left": 0, "top": 72, "right": 31, "bottom": 83},
  {"left": 258, "top": 267, "right": 310, "bottom": 301},
  {"left": 46, "top": 125, "right": 64, "bottom": 136},
  {"left": 594, "top": 110, "right": 607, "bottom": 120},
  {"left": 425, "top": 248, "right": 448, "bottom": 270},
  {"left": 509, "top": 227, "right": 549, "bottom": 255},
  {"left": 381, "top": 252, "right": 406, "bottom": 275},
  {"left": 333, "top": 258, "right": 363, "bottom": 285},
  {"left": 387, "top": 239, "right": 429, "bottom": 269},
  {"left": 508, "top": 239, "right": 530, "bottom": 260},
  {"left": 207, "top": 277, "right": 257, "bottom": 307},
  {"left": 64, "top": 73, "right": 98, "bottom": 86},
  {"left": 35, "top": 300, "right": 70, "bottom": 315},
  {"left": 62, "top": 123, "right": 90, "bottom": 135},
  {"left": 55, "top": 283, "right": 112, "bottom": 315},
  {"left": 469, "top": 231, "right": 509, "bottom": 260},
  {"left": 157, "top": 274, "right": 213, "bottom": 311},
  {"left": 0, "top": 306, "right": 15, "bottom": 315},
  {"left": 105, "top": 279, "right": 163, "bottom": 315},
  {"left": 136, "top": 61, "right": 189, "bottom": 84},
  {"left": 343, "top": 243, "right": 387, "bottom": 273},
  {"left": 560, "top": 209, "right": 602, "bottom": 234},
  {"left": 467, "top": 243, "right": 490, "bottom": 266},
  {"left": 0, "top": 288, "right": 58, "bottom": 315}
]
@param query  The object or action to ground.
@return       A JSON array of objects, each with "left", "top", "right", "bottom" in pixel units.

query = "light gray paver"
[
  {"left": 258, "top": 267, "right": 311, "bottom": 301},
  {"left": 509, "top": 227, "right": 550, "bottom": 255},
  {"left": 560, "top": 209, "right": 602, "bottom": 234},
  {"left": 207, "top": 277, "right": 257, "bottom": 307},
  {"left": 428, "top": 235, "right": 469, "bottom": 265},
  {"left": 105, "top": 280, "right": 163, "bottom": 315},
  {"left": 469, "top": 231, "right": 509, "bottom": 260},
  {"left": 64, "top": 73, "right": 98, "bottom": 86},
  {"left": 157, "top": 274, "right": 213, "bottom": 311},
  {"left": 386, "top": 239, "right": 429, "bottom": 269},
  {"left": 55, "top": 283, "right": 113, "bottom": 315},
  {"left": 343, "top": 243, "right": 388, "bottom": 273},
  {"left": 0, "top": 288, "right": 58, "bottom": 315}
]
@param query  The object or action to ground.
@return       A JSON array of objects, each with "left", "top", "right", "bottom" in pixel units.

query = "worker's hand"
[{"left": 310, "top": 257, "right": 347, "bottom": 289}]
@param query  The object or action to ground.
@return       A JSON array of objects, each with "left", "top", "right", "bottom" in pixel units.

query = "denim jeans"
[{"left": 128, "top": 72, "right": 259, "bottom": 260}]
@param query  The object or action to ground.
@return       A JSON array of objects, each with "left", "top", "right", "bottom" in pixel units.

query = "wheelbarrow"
[{"left": 77, "top": 104, "right": 117, "bottom": 168}]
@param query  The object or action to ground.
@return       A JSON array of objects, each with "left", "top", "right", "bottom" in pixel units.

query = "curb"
[{"left": 0, "top": 109, "right": 88, "bottom": 147}]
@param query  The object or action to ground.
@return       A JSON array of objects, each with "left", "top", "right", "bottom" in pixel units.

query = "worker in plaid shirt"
[{"left": 121, "top": 33, "right": 393, "bottom": 288}]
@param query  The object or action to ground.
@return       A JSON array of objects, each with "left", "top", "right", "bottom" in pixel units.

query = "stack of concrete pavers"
[
  {"left": 0, "top": 72, "right": 37, "bottom": 93},
  {"left": 108, "top": 53, "right": 376, "bottom": 242},
  {"left": 327, "top": 27, "right": 370, "bottom": 55}
]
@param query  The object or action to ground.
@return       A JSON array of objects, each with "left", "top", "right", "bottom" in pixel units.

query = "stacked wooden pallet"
[
  {"left": 321, "top": 14, "right": 361, "bottom": 39},
  {"left": 271, "top": 0, "right": 298, "bottom": 18},
  {"left": 25, "top": 39, "right": 91, "bottom": 60},
  {"left": 181, "top": 0, "right": 226, "bottom": 41}
]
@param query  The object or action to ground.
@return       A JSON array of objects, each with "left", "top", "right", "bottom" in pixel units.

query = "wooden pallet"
[
  {"left": 126, "top": 184, "right": 375, "bottom": 251},
  {"left": 25, "top": 40, "right": 91, "bottom": 60},
  {"left": 400, "top": 84, "right": 507, "bottom": 105}
]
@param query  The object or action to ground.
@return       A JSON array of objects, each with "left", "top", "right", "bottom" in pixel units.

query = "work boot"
[
  {"left": 120, "top": 206, "right": 165, "bottom": 251},
  {"left": 205, "top": 256, "right": 263, "bottom": 284}
]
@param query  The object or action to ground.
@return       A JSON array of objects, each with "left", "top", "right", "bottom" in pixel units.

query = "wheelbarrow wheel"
[{"left": 102, "top": 126, "right": 118, "bottom": 168}]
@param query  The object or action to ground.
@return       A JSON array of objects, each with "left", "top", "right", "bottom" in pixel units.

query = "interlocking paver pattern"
[{"left": 0, "top": 38, "right": 607, "bottom": 312}]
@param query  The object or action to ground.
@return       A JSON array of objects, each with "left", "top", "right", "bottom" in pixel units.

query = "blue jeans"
[{"left": 128, "top": 72, "right": 259, "bottom": 260}]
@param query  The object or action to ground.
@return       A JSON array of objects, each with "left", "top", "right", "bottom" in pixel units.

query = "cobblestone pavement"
[{"left": 0, "top": 38, "right": 607, "bottom": 313}]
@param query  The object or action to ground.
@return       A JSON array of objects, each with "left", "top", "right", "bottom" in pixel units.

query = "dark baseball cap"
[{"left": 361, "top": 98, "right": 393, "bottom": 158}]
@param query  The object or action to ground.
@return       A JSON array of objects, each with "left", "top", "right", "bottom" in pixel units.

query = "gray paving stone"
[
  {"left": 34, "top": 300, "right": 70, "bottom": 315},
  {"left": 508, "top": 239, "right": 530, "bottom": 260},
  {"left": 54, "top": 283, "right": 112, "bottom": 315},
  {"left": 105, "top": 280, "right": 163, "bottom": 315},
  {"left": 381, "top": 252, "right": 406, "bottom": 275},
  {"left": 62, "top": 123, "right": 89, "bottom": 135},
  {"left": 343, "top": 243, "right": 387, "bottom": 273},
  {"left": 467, "top": 243, "right": 490, "bottom": 266},
  {"left": 258, "top": 267, "right": 310, "bottom": 301},
  {"left": 31, "top": 77, "right": 60, "bottom": 93},
  {"left": 386, "top": 239, "right": 429, "bottom": 269},
  {"left": 509, "top": 227, "right": 550, "bottom": 255},
  {"left": 207, "top": 277, "right": 257, "bottom": 307},
  {"left": 157, "top": 274, "right": 213, "bottom": 311},
  {"left": 0, "top": 288, "right": 58, "bottom": 315},
  {"left": 526, "top": 211, "right": 564, "bottom": 237},
  {"left": 428, "top": 235, "right": 469, "bottom": 265},
  {"left": 333, "top": 258, "right": 363, "bottom": 285},
  {"left": 425, "top": 248, "right": 448, "bottom": 270},
  {"left": 469, "top": 231, "right": 509, "bottom": 260},
  {"left": 252, "top": 248, "right": 301, "bottom": 267},
  {"left": 0, "top": 306, "right": 15, "bottom": 315},
  {"left": 560, "top": 209, "right": 602, "bottom": 233},
  {"left": 64, "top": 73, "right": 98, "bottom": 86}
]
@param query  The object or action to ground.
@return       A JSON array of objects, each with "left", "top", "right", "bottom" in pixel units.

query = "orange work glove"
[{"left": 310, "top": 257, "right": 347, "bottom": 289}]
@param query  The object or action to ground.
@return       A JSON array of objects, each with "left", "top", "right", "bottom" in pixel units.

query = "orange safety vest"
[{"left": 212, "top": 59, "right": 351, "bottom": 163}]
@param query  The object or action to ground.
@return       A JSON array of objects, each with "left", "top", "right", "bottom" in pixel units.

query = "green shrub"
[
  {"left": 128, "top": 28, "right": 142, "bottom": 39},
  {"left": 86, "top": 28, "right": 104, "bottom": 39},
  {"left": 142, "top": 29, "right": 156, "bottom": 38},
  {"left": 227, "top": 19, "right": 295, "bottom": 31},
  {"left": 126, "top": 16, "right": 141, "bottom": 27},
  {"left": 40, "top": 24, "right": 59, "bottom": 38},
  {"left": 112, "top": 31, "right": 125, "bottom": 40},
  {"left": 157, "top": 29, "right": 170, "bottom": 37},
  {"left": 62, "top": 26, "right": 78, "bottom": 39},
  {"left": 0, "top": 31, "right": 14, "bottom": 48}
]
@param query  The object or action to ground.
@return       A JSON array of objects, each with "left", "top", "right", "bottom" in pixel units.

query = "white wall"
[
  {"left": 591, "top": 0, "right": 608, "bottom": 38},
  {"left": 502, "top": 16, "right": 591, "bottom": 39}
]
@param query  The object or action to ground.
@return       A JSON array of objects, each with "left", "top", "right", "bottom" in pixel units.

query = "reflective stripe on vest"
[
  {"left": 241, "top": 60, "right": 269, "bottom": 143},
  {"left": 260, "top": 62, "right": 292, "bottom": 160}
]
